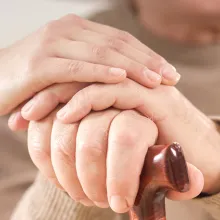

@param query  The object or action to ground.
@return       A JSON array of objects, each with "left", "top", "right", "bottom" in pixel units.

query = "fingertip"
[
  {"left": 21, "top": 94, "right": 59, "bottom": 121},
  {"left": 161, "top": 64, "right": 181, "bottom": 86},
  {"left": 186, "top": 163, "right": 204, "bottom": 191},
  {"left": 21, "top": 109, "right": 32, "bottom": 121},
  {"left": 161, "top": 77, "right": 181, "bottom": 86},
  {"left": 190, "top": 164, "right": 204, "bottom": 193},
  {"left": 21, "top": 100, "right": 39, "bottom": 121},
  {"left": 8, "top": 112, "right": 29, "bottom": 131},
  {"left": 56, "top": 108, "right": 67, "bottom": 121},
  {"left": 167, "top": 163, "right": 204, "bottom": 201},
  {"left": 56, "top": 105, "right": 90, "bottom": 124},
  {"left": 109, "top": 196, "right": 131, "bottom": 213}
]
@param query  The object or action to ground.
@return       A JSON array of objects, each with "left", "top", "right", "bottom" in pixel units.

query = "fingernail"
[
  {"left": 161, "top": 64, "right": 181, "bottom": 82},
  {"left": 110, "top": 196, "right": 129, "bottom": 213},
  {"left": 109, "top": 68, "right": 127, "bottom": 77},
  {"left": 143, "top": 68, "right": 161, "bottom": 82},
  {"left": 22, "top": 99, "right": 34, "bottom": 112},
  {"left": 94, "top": 201, "right": 109, "bottom": 208},
  {"left": 57, "top": 108, "right": 66, "bottom": 119}
]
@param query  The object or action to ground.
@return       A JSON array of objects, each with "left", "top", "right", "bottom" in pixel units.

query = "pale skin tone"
[
  {"left": 0, "top": 12, "right": 179, "bottom": 212},
  {"left": 10, "top": 79, "right": 220, "bottom": 214},
  {"left": 0, "top": 14, "right": 179, "bottom": 116},
  {"left": 1, "top": 0, "right": 220, "bottom": 215},
  {"left": 26, "top": 106, "right": 204, "bottom": 213}
]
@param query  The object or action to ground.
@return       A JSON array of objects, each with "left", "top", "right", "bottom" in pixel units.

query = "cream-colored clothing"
[{"left": 0, "top": 1, "right": 220, "bottom": 220}]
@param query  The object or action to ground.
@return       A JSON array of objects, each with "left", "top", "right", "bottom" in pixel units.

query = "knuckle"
[
  {"left": 106, "top": 37, "right": 124, "bottom": 52},
  {"left": 63, "top": 13, "right": 79, "bottom": 20},
  {"left": 67, "top": 61, "right": 84, "bottom": 76},
  {"left": 91, "top": 63, "right": 101, "bottom": 76},
  {"left": 161, "top": 85, "right": 177, "bottom": 97},
  {"left": 112, "top": 127, "right": 139, "bottom": 149},
  {"left": 78, "top": 87, "right": 90, "bottom": 101},
  {"left": 62, "top": 13, "right": 84, "bottom": 26},
  {"left": 42, "top": 20, "right": 59, "bottom": 36},
  {"left": 91, "top": 45, "right": 108, "bottom": 61},
  {"left": 39, "top": 21, "right": 59, "bottom": 48},
  {"left": 53, "top": 131, "right": 75, "bottom": 158},
  {"left": 79, "top": 142, "right": 105, "bottom": 162},
  {"left": 71, "top": 88, "right": 91, "bottom": 112},
  {"left": 117, "top": 30, "right": 133, "bottom": 43},
  {"left": 123, "top": 110, "right": 157, "bottom": 131},
  {"left": 144, "top": 117, "right": 156, "bottom": 128},
  {"left": 118, "top": 78, "right": 133, "bottom": 89}
]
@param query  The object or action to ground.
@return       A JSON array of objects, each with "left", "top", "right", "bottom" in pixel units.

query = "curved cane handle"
[{"left": 129, "top": 143, "right": 190, "bottom": 220}]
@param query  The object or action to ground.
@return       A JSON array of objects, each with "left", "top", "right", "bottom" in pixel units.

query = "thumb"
[{"left": 166, "top": 163, "right": 204, "bottom": 201}]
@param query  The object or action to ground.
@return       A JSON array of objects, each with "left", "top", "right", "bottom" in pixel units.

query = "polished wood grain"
[{"left": 129, "top": 143, "right": 190, "bottom": 220}]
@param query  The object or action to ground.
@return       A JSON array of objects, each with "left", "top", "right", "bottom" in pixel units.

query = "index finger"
[
  {"left": 107, "top": 110, "right": 158, "bottom": 213},
  {"left": 61, "top": 14, "right": 180, "bottom": 86}
]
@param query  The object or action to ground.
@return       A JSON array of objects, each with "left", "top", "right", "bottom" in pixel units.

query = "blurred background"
[{"left": 0, "top": 0, "right": 114, "bottom": 47}]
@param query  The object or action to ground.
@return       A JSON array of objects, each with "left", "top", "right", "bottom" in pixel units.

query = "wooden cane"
[{"left": 129, "top": 143, "right": 190, "bottom": 220}]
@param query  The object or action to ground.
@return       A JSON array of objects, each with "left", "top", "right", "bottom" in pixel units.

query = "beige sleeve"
[
  {"left": 11, "top": 174, "right": 127, "bottom": 220},
  {"left": 192, "top": 116, "right": 220, "bottom": 220}
]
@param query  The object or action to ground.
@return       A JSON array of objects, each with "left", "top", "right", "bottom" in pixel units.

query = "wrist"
[
  {"left": 192, "top": 117, "right": 220, "bottom": 194},
  {"left": 202, "top": 119, "right": 220, "bottom": 194},
  {"left": 158, "top": 89, "right": 220, "bottom": 195},
  {"left": 189, "top": 116, "right": 220, "bottom": 194}
]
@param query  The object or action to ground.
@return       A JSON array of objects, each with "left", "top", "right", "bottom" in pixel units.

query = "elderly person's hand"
[
  {"left": 50, "top": 79, "right": 220, "bottom": 195},
  {"left": 26, "top": 107, "right": 203, "bottom": 214},
  {"left": 0, "top": 14, "right": 180, "bottom": 116}
]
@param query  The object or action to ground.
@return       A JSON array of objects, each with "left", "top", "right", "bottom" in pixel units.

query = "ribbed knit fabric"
[{"left": 11, "top": 174, "right": 128, "bottom": 220}]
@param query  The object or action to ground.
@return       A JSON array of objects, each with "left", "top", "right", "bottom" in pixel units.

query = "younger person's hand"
[{"left": 0, "top": 14, "right": 180, "bottom": 116}]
